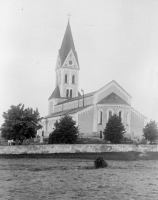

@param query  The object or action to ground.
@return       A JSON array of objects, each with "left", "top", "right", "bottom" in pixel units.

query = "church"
[{"left": 38, "top": 20, "right": 147, "bottom": 141}]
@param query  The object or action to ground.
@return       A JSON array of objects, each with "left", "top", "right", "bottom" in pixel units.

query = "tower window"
[
  {"left": 72, "top": 75, "right": 75, "bottom": 84},
  {"left": 66, "top": 89, "right": 69, "bottom": 97},
  {"left": 65, "top": 74, "right": 68, "bottom": 83}
]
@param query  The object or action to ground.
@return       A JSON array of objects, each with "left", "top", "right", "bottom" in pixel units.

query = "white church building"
[{"left": 38, "top": 20, "right": 147, "bottom": 141}]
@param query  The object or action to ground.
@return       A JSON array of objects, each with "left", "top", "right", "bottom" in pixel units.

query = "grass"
[{"left": 1, "top": 152, "right": 158, "bottom": 160}]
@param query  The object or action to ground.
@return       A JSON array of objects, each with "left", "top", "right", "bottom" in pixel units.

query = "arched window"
[
  {"left": 72, "top": 75, "right": 75, "bottom": 84},
  {"left": 65, "top": 74, "right": 68, "bottom": 83},
  {"left": 66, "top": 89, "right": 69, "bottom": 97},
  {"left": 119, "top": 111, "right": 122, "bottom": 118},
  {"left": 109, "top": 110, "right": 112, "bottom": 119},
  {"left": 98, "top": 110, "right": 103, "bottom": 124},
  {"left": 107, "top": 109, "right": 114, "bottom": 121},
  {"left": 118, "top": 110, "right": 124, "bottom": 122},
  {"left": 70, "top": 89, "right": 72, "bottom": 98}
]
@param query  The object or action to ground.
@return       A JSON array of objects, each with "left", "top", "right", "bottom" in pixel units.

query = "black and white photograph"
[{"left": 0, "top": 0, "right": 158, "bottom": 199}]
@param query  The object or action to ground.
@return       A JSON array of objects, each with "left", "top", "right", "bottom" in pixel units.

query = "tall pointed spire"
[{"left": 59, "top": 20, "right": 79, "bottom": 66}]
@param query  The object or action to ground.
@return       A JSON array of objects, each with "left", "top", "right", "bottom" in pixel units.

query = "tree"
[
  {"left": 0, "top": 104, "right": 41, "bottom": 144},
  {"left": 104, "top": 114, "right": 125, "bottom": 144},
  {"left": 143, "top": 120, "right": 158, "bottom": 143},
  {"left": 48, "top": 115, "right": 79, "bottom": 144}
]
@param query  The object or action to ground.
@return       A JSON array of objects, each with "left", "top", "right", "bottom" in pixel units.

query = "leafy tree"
[
  {"left": 143, "top": 120, "right": 158, "bottom": 143},
  {"left": 104, "top": 114, "right": 125, "bottom": 144},
  {"left": 48, "top": 115, "right": 79, "bottom": 144},
  {"left": 0, "top": 104, "right": 41, "bottom": 144}
]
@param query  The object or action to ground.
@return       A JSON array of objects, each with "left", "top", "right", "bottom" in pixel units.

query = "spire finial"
[{"left": 67, "top": 13, "right": 71, "bottom": 21}]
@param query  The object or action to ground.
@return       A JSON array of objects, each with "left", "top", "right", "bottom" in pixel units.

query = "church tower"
[{"left": 48, "top": 20, "right": 80, "bottom": 114}]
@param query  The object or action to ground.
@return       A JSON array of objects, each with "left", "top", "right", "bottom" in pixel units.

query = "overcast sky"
[{"left": 0, "top": 0, "right": 158, "bottom": 125}]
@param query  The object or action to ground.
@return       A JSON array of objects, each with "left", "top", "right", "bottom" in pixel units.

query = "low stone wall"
[{"left": 0, "top": 144, "right": 158, "bottom": 154}]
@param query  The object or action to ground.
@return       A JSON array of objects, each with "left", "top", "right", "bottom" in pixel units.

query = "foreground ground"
[{"left": 0, "top": 158, "right": 158, "bottom": 200}]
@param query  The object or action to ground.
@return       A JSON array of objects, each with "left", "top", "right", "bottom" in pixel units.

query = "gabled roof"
[
  {"left": 48, "top": 86, "right": 60, "bottom": 100},
  {"left": 131, "top": 107, "right": 147, "bottom": 119},
  {"left": 43, "top": 106, "right": 90, "bottom": 119},
  {"left": 97, "top": 80, "right": 132, "bottom": 98},
  {"left": 56, "top": 91, "right": 97, "bottom": 106},
  {"left": 59, "top": 20, "right": 79, "bottom": 66},
  {"left": 98, "top": 92, "right": 130, "bottom": 106}
]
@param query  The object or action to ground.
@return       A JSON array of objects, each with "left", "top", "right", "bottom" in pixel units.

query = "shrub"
[
  {"left": 48, "top": 115, "right": 79, "bottom": 144},
  {"left": 104, "top": 114, "right": 125, "bottom": 144},
  {"left": 143, "top": 120, "right": 158, "bottom": 143},
  {"left": 94, "top": 156, "right": 108, "bottom": 169}
]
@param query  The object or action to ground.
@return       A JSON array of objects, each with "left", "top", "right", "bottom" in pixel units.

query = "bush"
[
  {"left": 104, "top": 114, "right": 125, "bottom": 144},
  {"left": 143, "top": 120, "right": 158, "bottom": 143},
  {"left": 48, "top": 115, "right": 79, "bottom": 144},
  {"left": 94, "top": 156, "right": 108, "bottom": 169}
]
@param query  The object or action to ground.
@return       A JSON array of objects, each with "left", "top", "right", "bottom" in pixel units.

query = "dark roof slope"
[
  {"left": 56, "top": 91, "right": 97, "bottom": 106},
  {"left": 48, "top": 86, "right": 60, "bottom": 100},
  {"left": 43, "top": 106, "right": 90, "bottom": 119},
  {"left": 98, "top": 92, "right": 130, "bottom": 106},
  {"left": 59, "top": 20, "right": 79, "bottom": 66}
]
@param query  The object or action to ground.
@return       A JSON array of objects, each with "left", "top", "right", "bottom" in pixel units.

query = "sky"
[{"left": 0, "top": 0, "right": 158, "bottom": 126}]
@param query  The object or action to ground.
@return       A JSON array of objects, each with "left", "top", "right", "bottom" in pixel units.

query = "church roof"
[
  {"left": 43, "top": 106, "right": 90, "bottom": 119},
  {"left": 48, "top": 85, "right": 60, "bottom": 100},
  {"left": 56, "top": 91, "right": 97, "bottom": 106},
  {"left": 97, "top": 80, "right": 132, "bottom": 98},
  {"left": 59, "top": 20, "right": 79, "bottom": 66},
  {"left": 98, "top": 92, "right": 130, "bottom": 106}
]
